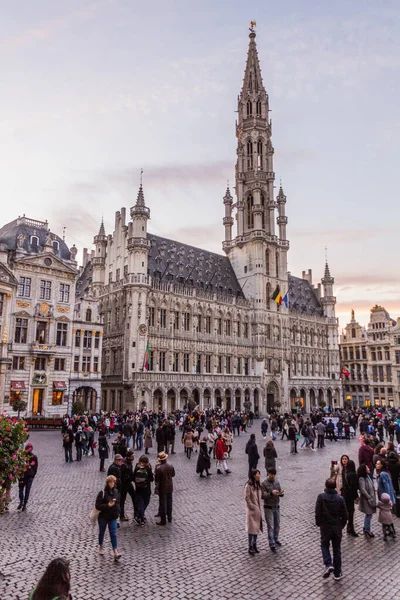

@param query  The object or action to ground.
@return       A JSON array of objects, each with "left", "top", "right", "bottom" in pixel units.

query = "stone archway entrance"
[
  {"left": 73, "top": 386, "right": 97, "bottom": 413},
  {"left": 225, "top": 389, "right": 232, "bottom": 411},
  {"left": 289, "top": 388, "right": 297, "bottom": 409},
  {"left": 300, "top": 388, "right": 306, "bottom": 409},
  {"left": 180, "top": 388, "right": 189, "bottom": 409},
  {"left": 191, "top": 389, "right": 200, "bottom": 410},
  {"left": 167, "top": 389, "right": 176, "bottom": 413},
  {"left": 204, "top": 388, "right": 211, "bottom": 407},
  {"left": 310, "top": 389, "right": 316, "bottom": 408},
  {"left": 153, "top": 388, "right": 163, "bottom": 412},
  {"left": 318, "top": 388, "right": 324, "bottom": 407},
  {"left": 254, "top": 389, "right": 259, "bottom": 414},
  {"left": 215, "top": 388, "right": 222, "bottom": 408},
  {"left": 327, "top": 389, "right": 332, "bottom": 408},
  {"left": 235, "top": 388, "right": 241, "bottom": 411},
  {"left": 267, "top": 381, "right": 279, "bottom": 412}
]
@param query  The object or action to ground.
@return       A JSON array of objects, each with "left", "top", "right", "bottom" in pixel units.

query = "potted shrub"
[{"left": 0, "top": 415, "right": 28, "bottom": 514}]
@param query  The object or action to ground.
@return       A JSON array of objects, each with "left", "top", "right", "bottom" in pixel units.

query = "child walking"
[{"left": 378, "top": 493, "right": 396, "bottom": 541}]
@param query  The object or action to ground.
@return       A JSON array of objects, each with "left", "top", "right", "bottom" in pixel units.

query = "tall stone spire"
[
  {"left": 240, "top": 26, "right": 266, "bottom": 100},
  {"left": 98, "top": 217, "right": 105, "bottom": 237}
]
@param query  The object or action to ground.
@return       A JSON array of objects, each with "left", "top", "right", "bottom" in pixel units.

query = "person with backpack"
[
  {"left": 133, "top": 455, "right": 154, "bottom": 524},
  {"left": 74, "top": 426, "right": 84, "bottom": 461},
  {"left": 63, "top": 427, "right": 74, "bottom": 463}
]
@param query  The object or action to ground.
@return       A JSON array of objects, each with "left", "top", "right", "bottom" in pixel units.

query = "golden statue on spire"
[{"left": 249, "top": 20, "right": 257, "bottom": 33}]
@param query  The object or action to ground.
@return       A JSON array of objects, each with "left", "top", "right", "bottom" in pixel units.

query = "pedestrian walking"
[
  {"left": 119, "top": 450, "right": 136, "bottom": 522},
  {"left": 133, "top": 455, "right": 154, "bottom": 525},
  {"left": 263, "top": 439, "right": 277, "bottom": 473},
  {"left": 196, "top": 438, "right": 212, "bottom": 477},
  {"left": 215, "top": 433, "right": 231, "bottom": 475},
  {"left": 261, "top": 467, "right": 283, "bottom": 553},
  {"left": 74, "top": 426, "right": 84, "bottom": 461},
  {"left": 316, "top": 421, "right": 326, "bottom": 448},
  {"left": 17, "top": 442, "right": 38, "bottom": 511},
  {"left": 378, "top": 493, "right": 396, "bottom": 540},
  {"left": 29, "top": 557, "right": 72, "bottom": 600},
  {"left": 144, "top": 426, "right": 153, "bottom": 454},
  {"left": 315, "top": 478, "right": 348, "bottom": 581},
  {"left": 357, "top": 464, "right": 377, "bottom": 537},
  {"left": 244, "top": 469, "right": 262, "bottom": 556},
  {"left": 95, "top": 475, "right": 121, "bottom": 560},
  {"left": 183, "top": 428, "right": 194, "bottom": 459},
  {"left": 98, "top": 431, "right": 110, "bottom": 472},
  {"left": 245, "top": 433, "right": 260, "bottom": 478},
  {"left": 62, "top": 427, "right": 74, "bottom": 463},
  {"left": 155, "top": 451, "right": 175, "bottom": 525}
]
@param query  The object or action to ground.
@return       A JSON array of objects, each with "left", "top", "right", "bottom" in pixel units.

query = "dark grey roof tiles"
[
  {"left": 147, "top": 234, "right": 244, "bottom": 297},
  {"left": 76, "top": 261, "right": 93, "bottom": 298},
  {"left": 0, "top": 218, "right": 71, "bottom": 260},
  {"left": 288, "top": 274, "right": 323, "bottom": 316}
]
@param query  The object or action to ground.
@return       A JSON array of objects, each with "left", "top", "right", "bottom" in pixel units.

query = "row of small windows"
[
  {"left": 342, "top": 346, "right": 368, "bottom": 361},
  {"left": 145, "top": 351, "right": 250, "bottom": 375},
  {"left": 14, "top": 318, "right": 68, "bottom": 346},
  {"left": 75, "top": 330, "right": 101, "bottom": 349},
  {"left": 73, "top": 355, "right": 99, "bottom": 373},
  {"left": 18, "top": 277, "right": 70, "bottom": 303},
  {"left": 291, "top": 355, "right": 328, "bottom": 377},
  {"left": 246, "top": 140, "right": 264, "bottom": 170},
  {"left": 147, "top": 308, "right": 249, "bottom": 338},
  {"left": 29, "top": 236, "right": 60, "bottom": 252},
  {"left": 12, "top": 356, "right": 66, "bottom": 371}
]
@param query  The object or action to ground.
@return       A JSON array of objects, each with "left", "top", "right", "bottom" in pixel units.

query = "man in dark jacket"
[
  {"left": 62, "top": 427, "right": 74, "bottom": 463},
  {"left": 107, "top": 454, "right": 123, "bottom": 490},
  {"left": 315, "top": 478, "right": 348, "bottom": 581},
  {"left": 18, "top": 442, "right": 38, "bottom": 511},
  {"left": 166, "top": 420, "right": 176, "bottom": 455},
  {"left": 245, "top": 434, "right": 260, "bottom": 478},
  {"left": 119, "top": 450, "right": 136, "bottom": 521},
  {"left": 123, "top": 421, "right": 134, "bottom": 450},
  {"left": 155, "top": 452, "right": 175, "bottom": 525},
  {"left": 156, "top": 423, "right": 167, "bottom": 453}
]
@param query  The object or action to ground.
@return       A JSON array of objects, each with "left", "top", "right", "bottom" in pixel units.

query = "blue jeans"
[
  {"left": 301, "top": 437, "right": 309, "bottom": 448},
  {"left": 18, "top": 478, "right": 33, "bottom": 506},
  {"left": 248, "top": 533, "right": 257, "bottom": 548},
  {"left": 136, "top": 492, "right": 150, "bottom": 521},
  {"left": 98, "top": 518, "right": 118, "bottom": 549},
  {"left": 364, "top": 514, "right": 372, "bottom": 532},
  {"left": 320, "top": 527, "right": 342, "bottom": 576},
  {"left": 136, "top": 433, "right": 144, "bottom": 450},
  {"left": 126, "top": 436, "right": 131, "bottom": 449},
  {"left": 264, "top": 507, "right": 280, "bottom": 547}
]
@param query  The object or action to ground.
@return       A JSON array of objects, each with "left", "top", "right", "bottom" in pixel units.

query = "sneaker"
[
  {"left": 323, "top": 566, "right": 334, "bottom": 579},
  {"left": 98, "top": 546, "right": 105, "bottom": 555},
  {"left": 334, "top": 572, "right": 343, "bottom": 581},
  {"left": 270, "top": 546, "right": 277, "bottom": 553},
  {"left": 275, "top": 540, "right": 282, "bottom": 547},
  {"left": 133, "top": 517, "right": 141, "bottom": 525}
]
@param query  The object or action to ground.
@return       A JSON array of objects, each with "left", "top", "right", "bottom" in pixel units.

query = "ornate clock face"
[{"left": 138, "top": 324, "right": 147, "bottom": 336}]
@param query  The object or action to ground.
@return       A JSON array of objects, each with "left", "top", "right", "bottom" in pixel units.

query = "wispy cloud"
[{"left": 0, "top": 1, "right": 107, "bottom": 50}]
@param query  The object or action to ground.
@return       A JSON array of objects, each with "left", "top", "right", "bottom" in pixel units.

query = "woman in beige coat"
[
  {"left": 244, "top": 469, "right": 262, "bottom": 555},
  {"left": 183, "top": 429, "right": 194, "bottom": 459}
]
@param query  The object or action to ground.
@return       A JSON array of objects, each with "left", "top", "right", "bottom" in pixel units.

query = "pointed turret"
[
  {"left": 276, "top": 182, "right": 288, "bottom": 243},
  {"left": 98, "top": 217, "right": 106, "bottom": 237},
  {"left": 222, "top": 184, "right": 234, "bottom": 252},
  {"left": 92, "top": 218, "right": 107, "bottom": 289},
  {"left": 321, "top": 260, "right": 336, "bottom": 319},
  {"left": 128, "top": 176, "right": 151, "bottom": 275},
  {"left": 240, "top": 27, "right": 266, "bottom": 100}
]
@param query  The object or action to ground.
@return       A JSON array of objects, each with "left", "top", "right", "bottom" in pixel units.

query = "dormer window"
[
  {"left": 86, "top": 308, "right": 92, "bottom": 322},
  {"left": 30, "top": 235, "right": 39, "bottom": 249},
  {"left": 52, "top": 240, "right": 59, "bottom": 253}
]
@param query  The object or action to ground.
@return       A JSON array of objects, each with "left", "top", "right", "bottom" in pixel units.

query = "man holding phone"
[{"left": 261, "top": 468, "right": 283, "bottom": 553}]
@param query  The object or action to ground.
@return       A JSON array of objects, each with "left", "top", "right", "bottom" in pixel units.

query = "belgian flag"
[{"left": 271, "top": 285, "right": 283, "bottom": 305}]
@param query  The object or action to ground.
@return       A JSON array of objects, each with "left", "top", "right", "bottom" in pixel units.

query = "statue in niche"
[
  {"left": 17, "top": 233, "right": 25, "bottom": 249},
  {"left": 45, "top": 231, "right": 53, "bottom": 246},
  {"left": 70, "top": 244, "right": 78, "bottom": 260}
]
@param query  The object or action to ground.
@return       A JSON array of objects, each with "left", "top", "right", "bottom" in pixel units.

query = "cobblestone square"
[{"left": 1, "top": 428, "right": 399, "bottom": 600}]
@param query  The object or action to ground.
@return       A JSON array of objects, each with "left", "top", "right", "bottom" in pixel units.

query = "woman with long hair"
[
  {"left": 263, "top": 439, "right": 277, "bottom": 473},
  {"left": 244, "top": 468, "right": 262, "bottom": 556},
  {"left": 340, "top": 456, "right": 359, "bottom": 537},
  {"left": 95, "top": 474, "right": 121, "bottom": 560},
  {"left": 375, "top": 459, "right": 396, "bottom": 503},
  {"left": 357, "top": 464, "right": 377, "bottom": 538},
  {"left": 30, "top": 558, "right": 71, "bottom": 600}
]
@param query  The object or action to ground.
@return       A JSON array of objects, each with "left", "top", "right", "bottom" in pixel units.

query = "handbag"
[{"left": 90, "top": 491, "right": 104, "bottom": 527}]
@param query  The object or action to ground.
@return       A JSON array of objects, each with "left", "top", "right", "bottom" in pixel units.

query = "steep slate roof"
[
  {"left": 288, "top": 275, "right": 323, "bottom": 316},
  {"left": 0, "top": 218, "right": 71, "bottom": 260},
  {"left": 76, "top": 261, "right": 93, "bottom": 298},
  {"left": 147, "top": 234, "right": 245, "bottom": 298}
]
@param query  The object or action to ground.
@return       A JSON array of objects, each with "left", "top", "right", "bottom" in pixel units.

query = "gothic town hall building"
[{"left": 91, "top": 30, "right": 341, "bottom": 415}]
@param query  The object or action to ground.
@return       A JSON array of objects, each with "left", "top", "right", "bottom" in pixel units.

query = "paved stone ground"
[{"left": 1, "top": 425, "right": 399, "bottom": 600}]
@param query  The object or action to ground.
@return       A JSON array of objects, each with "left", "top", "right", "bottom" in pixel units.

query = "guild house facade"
[{"left": 90, "top": 28, "right": 341, "bottom": 415}]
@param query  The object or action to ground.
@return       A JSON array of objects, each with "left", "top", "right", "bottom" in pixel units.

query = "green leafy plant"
[
  {"left": 0, "top": 414, "right": 29, "bottom": 515},
  {"left": 72, "top": 399, "right": 84, "bottom": 415},
  {"left": 12, "top": 398, "right": 27, "bottom": 418}
]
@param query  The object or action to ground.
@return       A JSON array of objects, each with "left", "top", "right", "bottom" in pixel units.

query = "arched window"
[
  {"left": 246, "top": 100, "right": 252, "bottom": 116},
  {"left": 247, "top": 141, "right": 253, "bottom": 170},
  {"left": 86, "top": 308, "right": 92, "bottom": 322},
  {"left": 30, "top": 235, "right": 39, "bottom": 249},
  {"left": 265, "top": 248, "right": 270, "bottom": 276},
  {"left": 247, "top": 195, "right": 254, "bottom": 229},
  {"left": 256, "top": 100, "right": 262, "bottom": 116},
  {"left": 257, "top": 141, "right": 263, "bottom": 170},
  {"left": 275, "top": 251, "right": 279, "bottom": 277}
]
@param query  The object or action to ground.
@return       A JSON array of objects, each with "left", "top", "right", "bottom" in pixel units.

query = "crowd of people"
[{"left": 8, "top": 403, "right": 400, "bottom": 596}]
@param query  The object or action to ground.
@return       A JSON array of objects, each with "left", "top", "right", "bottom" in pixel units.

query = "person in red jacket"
[
  {"left": 215, "top": 433, "right": 231, "bottom": 475},
  {"left": 358, "top": 438, "right": 374, "bottom": 472}
]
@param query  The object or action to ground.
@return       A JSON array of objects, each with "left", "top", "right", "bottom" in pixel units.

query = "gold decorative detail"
[
  {"left": 56, "top": 306, "right": 70, "bottom": 313},
  {"left": 16, "top": 300, "right": 31, "bottom": 309},
  {"left": 40, "top": 302, "right": 50, "bottom": 315}
]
